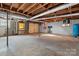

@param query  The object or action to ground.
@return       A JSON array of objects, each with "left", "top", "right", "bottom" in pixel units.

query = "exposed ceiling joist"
[
  {"left": 17, "top": 3, "right": 26, "bottom": 11},
  {"left": 1, "top": 3, "right": 3, "bottom": 8},
  {"left": 45, "top": 18, "right": 64, "bottom": 22},
  {"left": 28, "top": 3, "right": 48, "bottom": 14},
  {"left": 45, "top": 15, "right": 79, "bottom": 22},
  {"left": 23, "top": 3, "right": 36, "bottom": 13},
  {"left": 0, "top": 7, "right": 29, "bottom": 17},
  {"left": 30, "top": 3, "right": 78, "bottom": 20},
  {"left": 55, "top": 7, "right": 79, "bottom": 15},
  {"left": 10, "top": 3, "right": 13, "bottom": 10},
  {"left": 35, "top": 13, "right": 79, "bottom": 20}
]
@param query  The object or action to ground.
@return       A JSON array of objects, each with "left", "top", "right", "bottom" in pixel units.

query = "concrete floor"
[{"left": 0, "top": 34, "right": 79, "bottom": 56}]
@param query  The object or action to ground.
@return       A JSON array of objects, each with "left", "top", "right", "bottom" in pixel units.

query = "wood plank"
[
  {"left": 17, "top": 3, "right": 26, "bottom": 11},
  {"left": 28, "top": 3, "right": 48, "bottom": 14},
  {"left": 55, "top": 6, "right": 79, "bottom": 15},
  {"left": 10, "top": 3, "right": 13, "bottom": 10},
  {"left": 23, "top": 3, "right": 37, "bottom": 13},
  {"left": 29, "top": 23, "right": 39, "bottom": 33},
  {"left": 0, "top": 7, "right": 30, "bottom": 17},
  {"left": 29, "top": 23, "right": 35, "bottom": 33},
  {"left": 1, "top": 3, "right": 3, "bottom": 8}
]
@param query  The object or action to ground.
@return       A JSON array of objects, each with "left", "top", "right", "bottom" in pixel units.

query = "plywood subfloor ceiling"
[
  {"left": 0, "top": 3, "right": 79, "bottom": 22},
  {"left": 0, "top": 3, "right": 61, "bottom": 17}
]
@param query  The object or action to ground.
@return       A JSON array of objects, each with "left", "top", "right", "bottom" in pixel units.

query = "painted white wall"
[
  {"left": 40, "top": 19, "right": 79, "bottom": 35},
  {"left": 48, "top": 21, "right": 71, "bottom": 35},
  {"left": 40, "top": 23, "right": 45, "bottom": 32},
  {"left": 0, "top": 19, "right": 17, "bottom": 36},
  {"left": 40, "top": 22, "right": 48, "bottom": 33},
  {"left": 0, "top": 19, "right": 10, "bottom": 36},
  {"left": 0, "top": 10, "right": 30, "bottom": 36}
]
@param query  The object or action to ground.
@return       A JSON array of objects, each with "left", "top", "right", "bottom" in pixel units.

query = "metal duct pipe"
[
  {"left": 34, "top": 13, "right": 79, "bottom": 20},
  {"left": 30, "top": 3, "right": 78, "bottom": 20}
]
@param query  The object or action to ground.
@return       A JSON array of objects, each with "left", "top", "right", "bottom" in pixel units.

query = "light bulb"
[{"left": 62, "top": 24, "right": 66, "bottom": 27}]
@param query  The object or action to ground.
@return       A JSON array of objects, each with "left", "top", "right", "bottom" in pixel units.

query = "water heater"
[{"left": 72, "top": 24, "right": 79, "bottom": 37}]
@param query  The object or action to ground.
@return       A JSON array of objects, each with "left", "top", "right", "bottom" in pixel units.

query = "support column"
[{"left": 6, "top": 11, "right": 9, "bottom": 48}]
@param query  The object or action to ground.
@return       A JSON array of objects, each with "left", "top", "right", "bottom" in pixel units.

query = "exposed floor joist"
[
  {"left": 40, "top": 6, "right": 79, "bottom": 18},
  {"left": 35, "top": 13, "right": 79, "bottom": 21},
  {"left": 10, "top": 3, "right": 13, "bottom": 10},
  {"left": 23, "top": 3, "right": 37, "bottom": 13},
  {"left": 0, "top": 7, "right": 29, "bottom": 17},
  {"left": 17, "top": 3, "right": 26, "bottom": 12},
  {"left": 55, "top": 7, "right": 79, "bottom": 15},
  {"left": 0, "top": 3, "right": 79, "bottom": 22},
  {"left": 1, "top": 3, "right": 3, "bottom": 8},
  {"left": 30, "top": 3, "right": 78, "bottom": 20},
  {"left": 28, "top": 3, "right": 48, "bottom": 14}
]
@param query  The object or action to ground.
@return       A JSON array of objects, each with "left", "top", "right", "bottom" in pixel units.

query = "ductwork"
[
  {"left": 34, "top": 13, "right": 79, "bottom": 20},
  {"left": 30, "top": 3, "right": 78, "bottom": 20}
]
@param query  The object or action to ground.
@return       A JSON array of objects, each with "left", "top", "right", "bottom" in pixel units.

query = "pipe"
[
  {"left": 30, "top": 3, "right": 78, "bottom": 20},
  {"left": 34, "top": 13, "right": 79, "bottom": 20}
]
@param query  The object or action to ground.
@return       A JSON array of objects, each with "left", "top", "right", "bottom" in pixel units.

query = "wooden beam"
[
  {"left": 45, "top": 17, "right": 64, "bottom": 22},
  {"left": 28, "top": 3, "right": 48, "bottom": 14},
  {"left": 0, "top": 7, "right": 30, "bottom": 17},
  {"left": 17, "top": 3, "right": 26, "bottom": 12},
  {"left": 1, "top": 3, "right": 3, "bottom": 8},
  {"left": 23, "top": 3, "right": 36, "bottom": 13},
  {"left": 55, "top": 7, "right": 79, "bottom": 15},
  {"left": 10, "top": 3, "right": 13, "bottom": 10}
]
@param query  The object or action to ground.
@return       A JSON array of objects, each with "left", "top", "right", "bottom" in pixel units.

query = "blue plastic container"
[{"left": 72, "top": 24, "right": 79, "bottom": 37}]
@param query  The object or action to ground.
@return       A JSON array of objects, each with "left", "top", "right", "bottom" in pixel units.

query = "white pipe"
[
  {"left": 34, "top": 13, "right": 79, "bottom": 20},
  {"left": 30, "top": 3, "right": 78, "bottom": 20}
]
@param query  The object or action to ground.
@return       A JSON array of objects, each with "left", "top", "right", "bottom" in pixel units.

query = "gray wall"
[
  {"left": 40, "top": 19, "right": 79, "bottom": 35},
  {"left": 0, "top": 19, "right": 10, "bottom": 36},
  {"left": 0, "top": 19, "right": 17, "bottom": 36},
  {"left": 40, "top": 22, "right": 48, "bottom": 33}
]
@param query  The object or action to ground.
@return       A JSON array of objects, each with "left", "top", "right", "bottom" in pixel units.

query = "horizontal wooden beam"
[
  {"left": 0, "top": 7, "right": 30, "bottom": 17},
  {"left": 46, "top": 17, "right": 64, "bottom": 22}
]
